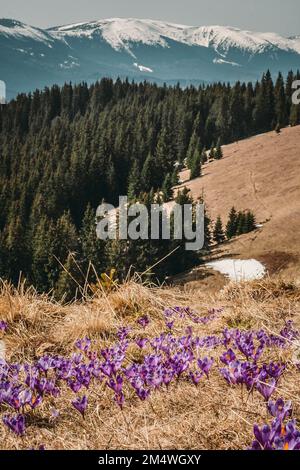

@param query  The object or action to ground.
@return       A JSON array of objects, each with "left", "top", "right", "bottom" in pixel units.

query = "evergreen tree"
[
  {"left": 236, "top": 211, "right": 246, "bottom": 235},
  {"left": 244, "top": 211, "right": 256, "bottom": 233},
  {"left": 274, "top": 73, "right": 288, "bottom": 127},
  {"left": 162, "top": 173, "right": 173, "bottom": 202},
  {"left": 186, "top": 131, "right": 201, "bottom": 168},
  {"left": 213, "top": 216, "right": 225, "bottom": 244},
  {"left": 80, "top": 204, "right": 106, "bottom": 275},
  {"left": 226, "top": 207, "right": 238, "bottom": 239},
  {"left": 127, "top": 160, "right": 142, "bottom": 201},
  {"left": 214, "top": 138, "right": 223, "bottom": 160},
  {"left": 189, "top": 149, "right": 202, "bottom": 179},
  {"left": 201, "top": 148, "right": 208, "bottom": 164},
  {"left": 141, "top": 153, "right": 156, "bottom": 192},
  {"left": 209, "top": 143, "right": 215, "bottom": 160},
  {"left": 171, "top": 168, "right": 180, "bottom": 186}
]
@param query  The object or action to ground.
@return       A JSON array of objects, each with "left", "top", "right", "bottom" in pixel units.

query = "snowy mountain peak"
[
  {"left": 48, "top": 18, "right": 300, "bottom": 55},
  {"left": 0, "top": 18, "right": 53, "bottom": 43}
]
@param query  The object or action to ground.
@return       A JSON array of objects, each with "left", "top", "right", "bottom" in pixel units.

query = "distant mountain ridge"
[{"left": 1, "top": 17, "right": 300, "bottom": 98}]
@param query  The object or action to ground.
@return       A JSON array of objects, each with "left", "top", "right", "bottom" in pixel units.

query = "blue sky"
[{"left": 0, "top": 0, "right": 299, "bottom": 35}]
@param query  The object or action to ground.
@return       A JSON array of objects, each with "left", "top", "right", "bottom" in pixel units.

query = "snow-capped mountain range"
[{"left": 1, "top": 17, "right": 300, "bottom": 98}]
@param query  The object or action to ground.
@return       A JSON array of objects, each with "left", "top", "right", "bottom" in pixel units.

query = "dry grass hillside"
[
  {"left": 176, "top": 125, "right": 300, "bottom": 278},
  {"left": 1, "top": 127, "right": 300, "bottom": 451},
  {"left": 1, "top": 278, "right": 300, "bottom": 450}
]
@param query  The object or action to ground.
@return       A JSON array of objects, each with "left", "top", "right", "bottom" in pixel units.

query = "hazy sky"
[{"left": 0, "top": 0, "right": 299, "bottom": 36}]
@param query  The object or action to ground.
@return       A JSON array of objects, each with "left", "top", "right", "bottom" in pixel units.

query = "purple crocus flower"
[
  {"left": 0, "top": 321, "right": 7, "bottom": 332},
  {"left": 262, "top": 362, "right": 285, "bottom": 380},
  {"left": 71, "top": 395, "right": 88, "bottom": 418},
  {"left": 256, "top": 376, "right": 277, "bottom": 401},
  {"left": 280, "top": 321, "right": 299, "bottom": 341},
  {"left": 165, "top": 321, "right": 174, "bottom": 330},
  {"left": 75, "top": 337, "right": 91, "bottom": 353},
  {"left": 220, "top": 349, "right": 236, "bottom": 365},
  {"left": 189, "top": 370, "right": 203, "bottom": 385},
  {"left": 280, "top": 420, "right": 300, "bottom": 450},
  {"left": 267, "top": 399, "right": 292, "bottom": 421},
  {"left": 135, "top": 338, "right": 148, "bottom": 349},
  {"left": 107, "top": 375, "right": 123, "bottom": 394},
  {"left": 251, "top": 419, "right": 282, "bottom": 450},
  {"left": 3, "top": 414, "right": 26, "bottom": 436},
  {"left": 197, "top": 357, "right": 214, "bottom": 379},
  {"left": 250, "top": 418, "right": 300, "bottom": 451},
  {"left": 117, "top": 327, "right": 132, "bottom": 341},
  {"left": 137, "top": 315, "right": 150, "bottom": 329}
]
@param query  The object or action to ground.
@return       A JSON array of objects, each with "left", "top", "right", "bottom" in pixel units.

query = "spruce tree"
[
  {"left": 162, "top": 173, "right": 173, "bottom": 202},
  {"left": 209, "top": 143, "right": 215, "bottom": 160},
  {"left": 213, "top": 216, "right": 225, "bottom": 244},
  {"left": 171, "top": 168, "right": 180, "bottom": 186},
  {"left": 127, "top": 160, "right": 142, "bottom": 201},
  {"left": 186, "top": 131, "right": 201, "bottom": 169},
  {"left": 201, "top": 148, "right": 208, "bottom": 164},
  {"left": 214, "top": 138, "right": 223, "bottom": 160},
  {"left": 141, "top": 153, "right": 156, "bottom": 192},
  {"left": 226, "top": 207, "right": 238, "bottom": 239},
  {"left": 189, "top": 149, "right": 202, "bottom": 179},
  {"left": 236, "top": 212, "right": 247, "bottom": 235}
]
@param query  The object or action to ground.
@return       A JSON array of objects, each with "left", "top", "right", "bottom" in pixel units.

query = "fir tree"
[
  {"left": 213, "top": 216, "right": 225, "bottom": 244},
  {"left": 186, "top": 131, "right": 201, "bottom": 169},
  {"left": 171, "top": 168, "right": 180, "bottom": 186},
  {"left": 214, "top": 138, "right": 223, "bottom": 160},
  {"left": 201, "top": 148, "right": 208, "bottom": 164},
  {"left": 162, "top": 173, "right": 173, "bottom": 202},
  {"left": 189, "top": 149, "right": 202, "bottom": 179},
  {"left": 236, "top": 211, "right": 247, "bottom": 235},
  {"left": 127, "top": 160, "right": 142, "bottom": 201},
  {"left": 209, "top": 143, "right": 215, "bottom": 160},
  {"left": 141, "top": 153, "right": 156, "bottom": 192},
  {"left": 226, "top": 207, "right": 238, "bottom": 239}
]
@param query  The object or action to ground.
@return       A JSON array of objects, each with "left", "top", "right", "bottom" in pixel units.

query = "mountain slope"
[
  {"left": 176, "top": 125, "right": 300, "bottom": 278},
  {"left": 1, "top": 18, "right": 300, "bottom": 98}
]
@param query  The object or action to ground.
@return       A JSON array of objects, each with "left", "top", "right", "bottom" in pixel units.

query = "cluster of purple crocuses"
[
  {"left": 250, "top": 398, "right": 300, "bottom": 450},
  {"left": 0, "top": 312, "right": 299, "bottom": 451},
  {"left": 163, "top": 306, "right": 224, "bottom": 330},
  {"left": 219, "top": 328, "right": 286, "bottom": 400}
]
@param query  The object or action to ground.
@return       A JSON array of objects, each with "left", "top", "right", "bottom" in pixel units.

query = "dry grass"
[{"left": 0, "top": 277, "right": 300, "bottom": 450}]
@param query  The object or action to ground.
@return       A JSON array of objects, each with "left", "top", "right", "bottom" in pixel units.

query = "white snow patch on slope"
[
  {"left": 205, "top": 259, "right": 265, "bottom": 282},
  {"left": 134, "top": 62, "right": 153, "bottom": 73},
  {"left": 213, "top": 58, "right": 241, "bottom": 66}
]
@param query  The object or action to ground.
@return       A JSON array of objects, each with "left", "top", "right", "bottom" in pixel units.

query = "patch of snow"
[
  {"left": 213, "top": 57, "right": 241, "bottom": 67},
  {"left": 133, "top": 62, "right": 153, "bottom": 73},
  {"left": 205, "top": 258, "right": 265, "bottom": 282}
]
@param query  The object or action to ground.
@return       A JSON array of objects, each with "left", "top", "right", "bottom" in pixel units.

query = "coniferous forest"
[{"left": 0, "top": 70, "right": 299, "bottom": 297}]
